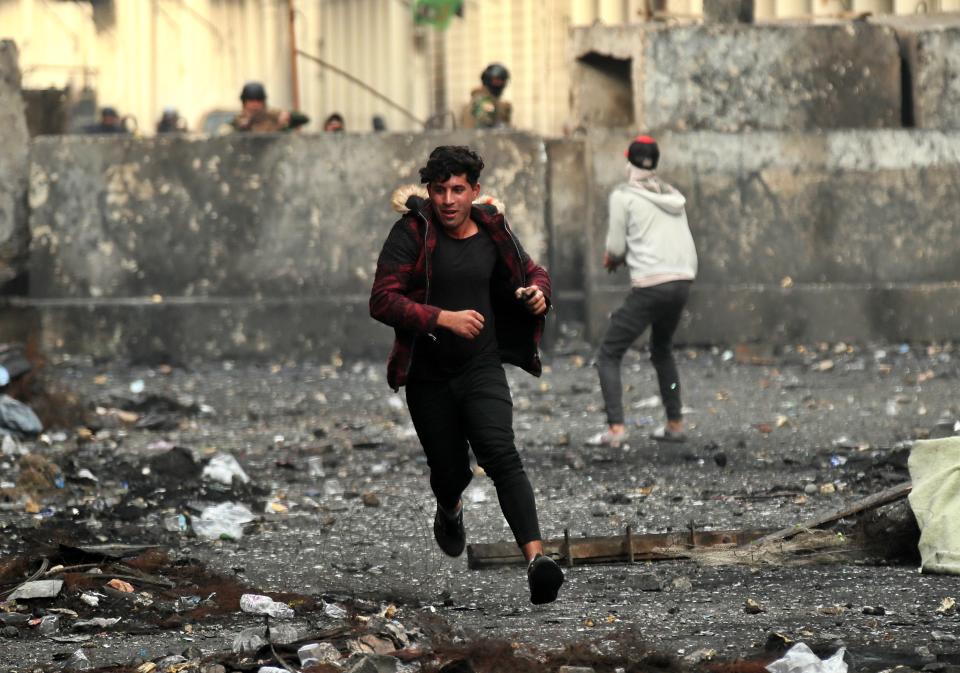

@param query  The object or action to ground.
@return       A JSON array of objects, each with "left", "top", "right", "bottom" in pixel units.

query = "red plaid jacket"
[{"left": 369, "top": 196, "right": 551, "bottom": 391}]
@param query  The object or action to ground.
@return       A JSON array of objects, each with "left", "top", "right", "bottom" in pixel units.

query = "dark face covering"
[{"left": 487, "top": 79, "right": 506, "bottom": 97}]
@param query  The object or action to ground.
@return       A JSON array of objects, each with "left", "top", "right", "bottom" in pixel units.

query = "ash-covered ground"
[{"left": 2, "top": 333, "right": 960, "bottom": 672}]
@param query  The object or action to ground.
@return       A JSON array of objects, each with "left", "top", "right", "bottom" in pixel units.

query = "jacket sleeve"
[
  {"left": 605, "top": 189, "right": 628, "bottom": 260},
  {"left": 369, "top": 220, "right": 441, "bottom": 333}
]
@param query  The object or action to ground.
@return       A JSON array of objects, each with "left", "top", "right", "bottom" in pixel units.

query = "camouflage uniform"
[
  {"left": 230, "top": 109, "right": 309, "bottom": 133},
  {"left": 461, "top": 86, "right": 512, "bottom": 129}
]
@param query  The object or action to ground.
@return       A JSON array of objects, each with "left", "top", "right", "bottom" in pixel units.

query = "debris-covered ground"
[{"left": 2, "top": 333, "right": 960, "bottom": 672}]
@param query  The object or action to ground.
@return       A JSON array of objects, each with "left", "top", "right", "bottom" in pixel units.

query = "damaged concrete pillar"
[
  {"left": 703, "top": 0, "right": 754, "bottom": 23},
  {"left": 0, "top": 41, "right": 29, "bottom": 287}
]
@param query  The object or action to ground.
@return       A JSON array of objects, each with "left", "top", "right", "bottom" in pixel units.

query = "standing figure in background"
[
  {"left": 84, "top": 107, "right": 128, "bottom": 134},
  {"left": 231, "top": 82, "right": 309, "bottom": 132},
  {"left": 461, "top": 63, "right": 511, "bottom": 130},
  {"left": 591, "top": 135, "right": 698, "bottom": 448},
  {"left": 323, "top": 113, "right": 345, "bottom": 132},
  {"left": 156, "top": 107, "right": 186, "bottom": 134}
]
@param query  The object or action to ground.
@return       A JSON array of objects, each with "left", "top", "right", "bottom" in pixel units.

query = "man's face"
[
  {"left": 102, "top": 113, "right": 119, "bottom": 127},
  {"left": 243, "top": 98, "right": 266, "bottom": 114},
  {"left": 428, "top": 174, "right": 479, "bottom": 232}
]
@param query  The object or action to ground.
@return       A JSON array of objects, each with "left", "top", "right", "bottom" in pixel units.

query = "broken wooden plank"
[
  {"left": 467, "top": 527, "right": 771, "bottom": 569},
  {"left": 746, "top": 480, "right": 912, "bottom": 547}
]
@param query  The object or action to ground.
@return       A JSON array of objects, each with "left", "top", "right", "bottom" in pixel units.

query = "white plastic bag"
[{"left": 767, "top": 643, "right": 847, "bottom": 673}]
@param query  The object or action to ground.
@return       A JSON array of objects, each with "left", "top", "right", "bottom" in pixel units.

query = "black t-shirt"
[{"left": 409, "top": 227, "right": 499, "bottom": 381}]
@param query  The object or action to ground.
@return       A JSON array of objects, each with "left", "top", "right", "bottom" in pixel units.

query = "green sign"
[{"left": 412, "top": 0, "right": 464, "bottom": 30}]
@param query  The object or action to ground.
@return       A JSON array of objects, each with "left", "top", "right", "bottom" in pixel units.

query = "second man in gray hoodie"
[{"left": 591, "top": 136, "right": 698, "bottom": 448}]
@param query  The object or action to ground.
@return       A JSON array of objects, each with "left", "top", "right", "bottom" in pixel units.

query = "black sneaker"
[
  {"left": 527, "top": 554, "right": 564, "bottom": 605},
  {"left": 433, "top": 503, "right": 466, "bottom": 557}
]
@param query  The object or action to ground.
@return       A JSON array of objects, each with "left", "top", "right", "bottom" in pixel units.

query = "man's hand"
[
  {"left": 515, "top": 285, "right": 547, "bottom": 316},
  {"left": 437, "top": 309, "right": 484, "bottom": 339},
  {"left": 603, "top": 252, "right": 623, "bottom": 273}
]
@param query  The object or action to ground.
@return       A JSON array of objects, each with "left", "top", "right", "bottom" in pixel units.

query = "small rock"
[
  {"left": 932, "top": 630, "right": 957, "bottom": 642},
  {"left": 361, "top": 492, "right": 380, "bottom": 507},
  {"left": 713, "top": 452, "right": 728, "bottom": 467},
  {"left": 631, "top": 573, "right": 663, "bottom": 592},
  {"left": 1, "top": 625, "right": 19, "bottom": 638},
  {"left": 745, "top": 598, "right": 764, "bottom": 614},
  {"left": 670, "top": 576, "right": 693, "bottom": 592},
  {"left": 862, "top": 605, "right": 886, "bottom": 616},
  {"left": 804, "top": 483, "right": 818, "bottom": 495}
]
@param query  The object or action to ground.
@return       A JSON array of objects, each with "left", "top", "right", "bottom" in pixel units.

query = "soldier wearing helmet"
[
  {"left": 230, "top": 81, "right": 309, "bottom": 133},
  {"left": 461, "top": 63, "right": 512, "bottom": 130}
]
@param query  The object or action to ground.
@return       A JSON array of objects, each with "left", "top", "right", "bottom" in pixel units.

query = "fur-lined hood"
[{"left": 391, "top": 184, "right": 505, "bottom": 216}]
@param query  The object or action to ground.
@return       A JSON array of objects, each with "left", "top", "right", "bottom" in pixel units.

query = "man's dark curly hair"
[{"left": 419, "top": 145, "right": 484, "bottom": 186}]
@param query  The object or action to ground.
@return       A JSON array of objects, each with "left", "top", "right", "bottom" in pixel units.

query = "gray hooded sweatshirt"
[{"left": 605, "top": 170, "right": 698, "bottom": 288}]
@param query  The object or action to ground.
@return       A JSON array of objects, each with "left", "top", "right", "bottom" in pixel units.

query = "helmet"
[
  {"left": 481, "top": 63, "right": 510, "bottom": 96},
  {"left": 240, "top": 81, "right": 267, "bottom": 102}
]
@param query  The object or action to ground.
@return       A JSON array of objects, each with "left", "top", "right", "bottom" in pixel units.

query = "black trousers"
[
  {"left": 597, "top": 280, "right": 691, "bottom": 425},
  {"left": 405, "top": 357, "right": 542, "bottom": 547}
]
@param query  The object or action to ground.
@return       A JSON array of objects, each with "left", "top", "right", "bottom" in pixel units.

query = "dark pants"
[
  {"left": 405, "top": 357, "right": 542, "bottom": 547},
  {"left": 597, "top": 280, "right": 691, "bottom": 426}
]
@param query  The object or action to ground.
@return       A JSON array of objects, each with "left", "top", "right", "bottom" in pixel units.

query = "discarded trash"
[
  {"left": 8, "top": 579, "right": 63, "bottom": 600},
  {"left": 307, "top": 455, "right": 326, "bottom": 478},
  {"left": 79, "top": 592, "right": 101, "bottom": 607},
  {"left": 173, "top": 596, "right": 201, "bottom": 612},
  {"left": 62, "top": 649, "right": 92, "bottom": 671},
  {"left": 766, "top": 642, "right": 847, "bottom": 673},
  {"left": 323, "top": 600, "right": 348, "bottom": 619},
  {"left": 0, "top": 395, "right": 42, "bottom": 437},
  {"left": 239, "top": 593, "right": 295, "bottom": 619},
  {"left": 202, "top": 453, "right": 250, "bottom": 485},
  {"left": 299, "top": 642, "right": 341, "bottom": 666},
  {"left": 937, "top": 597, "right": 956, "bottom": 615},
  {"left": 37, "top": 614, "right": 59, "bottom": 634},
  {"left": 829, "top": 455, "right": 847, "bottom": 468},
  {"left": 192, "top": 502, "right": 255, "bottom": 541},
  {"left": 106, "top": 578, "right": 135, "bottom": 593},
  {"left": 163, "top": 514, "right": 188, "bottom": 533},
  {"left": 1, "top": 434, "right": 25, "bottom": 456},
  {"left": 632, "top": 395, "right": 661, "bottom": 409}
]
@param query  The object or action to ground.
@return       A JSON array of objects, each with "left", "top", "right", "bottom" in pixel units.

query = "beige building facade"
[{"left": 2, "top": 0, "right": 957, "bottom": 137}]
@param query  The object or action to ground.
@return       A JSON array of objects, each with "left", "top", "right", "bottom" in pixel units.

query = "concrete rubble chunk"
[{"left": 7, "top": 579, "right": 63, "bottom": 600}]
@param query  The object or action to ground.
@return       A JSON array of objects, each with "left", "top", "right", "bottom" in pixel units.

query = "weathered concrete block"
[
  {"left": 546, "top": 138, "right": 588, "bottom": 323},
  {"left": 874, "top": 15, "right": 960, "bottom": 129},
  {"left": 14, "top": 296, "right": 392, "bottom": 364},
  {"left": 28, "top": 132, "right": 547, "bottom": 300},
  {"left": 583, "top": 129, "right": 960, "bottom": 343},
  {"left": 0, "top": 41, "right": 29, "bottom": 285},
  {"left": 571, "top": 23, "right": 901, "bottom": 133}
]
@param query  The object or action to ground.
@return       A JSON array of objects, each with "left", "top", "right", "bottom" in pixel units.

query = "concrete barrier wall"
[
  {"left": 585, "top": 129, "right": 960, "bottom": 343},
  {"left": 0, "top": 41, "right": 29, "bottom": 286},
  {"left": 873, "top": 15, "right": 960, "bottom": 129},
  {"left": 571, "top": 23, "right": 902, "bottom": 133},
  {"left": 27, "top": 132, "right": 549, "bottom": 361}
]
